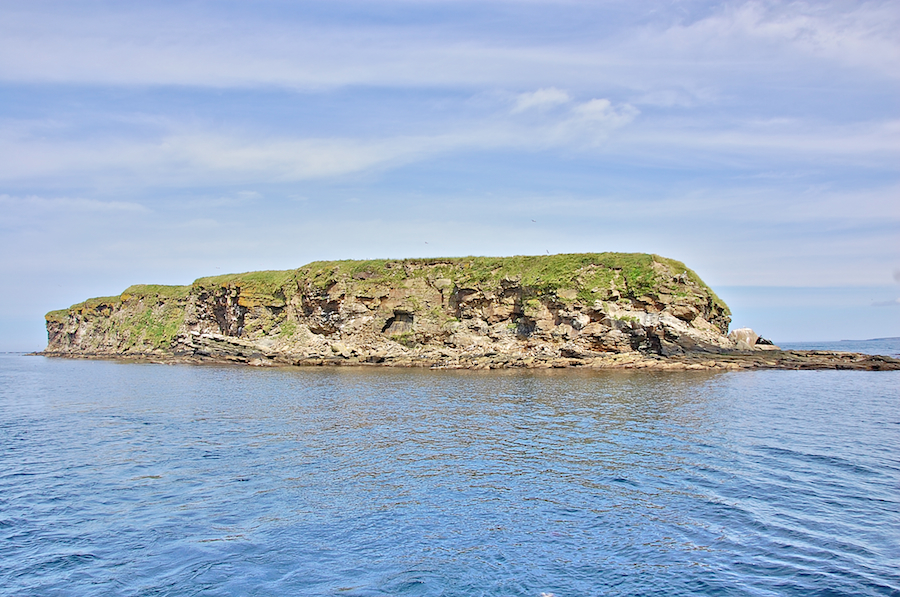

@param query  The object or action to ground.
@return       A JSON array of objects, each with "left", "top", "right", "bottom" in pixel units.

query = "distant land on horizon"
[{"left": 796, "top": 337, "right": 900, "bottom": 343}]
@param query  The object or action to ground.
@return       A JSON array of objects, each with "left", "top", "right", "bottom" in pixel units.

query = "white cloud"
[
  {"left": 511, "top": 88, "right": 570, "bottom": 113},
  {"left": 616, "top": 118, "right": 900, "bottom": 169},
  {"left": 0, "top": 194, "right": 149, "bottom": 214},
  {"left": 1, "top": 108, "right": 897, "bottom": 188},
  {"left": 0, "top": 1, "right": 896, "bottom": 91},
  {"left": 871, "top": 298, "right": 900, "bottom": 307},
  {"left": 0, "top": 99, "right": 646, "bottom": 186},
  {"left": 0, "top": 131, "right": 438, "bottom": 185},
  {"left": 571, "top": 99, "right": 639, "bottom": 127},
  {"left": 732, "top": 1, "right": 900, "bottom": 79},
  {"left": 633, "top": 88, "right": 712, "bottom": 108},
  {"left": 619, "top": 1, "right": 900, "bottom": 80}
]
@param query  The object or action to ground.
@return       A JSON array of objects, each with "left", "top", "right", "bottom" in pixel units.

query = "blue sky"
[{"left": 1, "top": 0, "right": 898, "bottom": 350}]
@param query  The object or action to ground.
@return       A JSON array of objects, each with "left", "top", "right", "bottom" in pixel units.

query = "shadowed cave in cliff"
[{"left": 382, "top": 311, "right": 414, "bottom": 335}]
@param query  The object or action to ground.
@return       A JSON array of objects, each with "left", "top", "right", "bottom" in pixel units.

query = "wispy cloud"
[
  {"left": 729, "top": 1, "right": 900, "bottom": 79},
  {"left": 872, "top": 298, "right": 900, "bottom": 307},
  {"left": 568, "top": 99, "right": 639, "bottom": 135},
  {"left": 3, "top": 108, "right": 896, "bottom": 187},
  {"left": 622, "top": 1, "right": 900, "bottom": 80},
  {"left": 616, "top": 118, "right": 900, "bottom": 169},
  {"left": 511, "top": 88, "right": 570, "bottom": 113},
  {"left": 0, "top": 95, "right": 643, "bottom": 186},
  {"left": 0, "top": 194, "right": 149, "bottom": 214},
  {"left": 0, "top": 1, "right": 896, "bottom": 89}
]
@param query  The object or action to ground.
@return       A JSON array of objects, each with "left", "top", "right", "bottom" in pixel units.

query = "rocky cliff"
[{"left": 42, "top": 253, "right": 899, "bottom": 370}]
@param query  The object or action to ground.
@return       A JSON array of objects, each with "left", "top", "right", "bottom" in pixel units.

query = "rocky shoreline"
[
  {"left": 37, "top": 345, "right": 900, "bottom": 371},
  {"left": 40, "top": 253, "right": 900, "bottom": 372}
]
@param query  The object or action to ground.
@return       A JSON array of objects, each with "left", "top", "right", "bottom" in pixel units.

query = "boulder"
[
  {"left": 727, "top": 327, "right": 780, "bottom": 351},
  {"left": 728, "top": 327, "right": 760, "bottom": 346}
]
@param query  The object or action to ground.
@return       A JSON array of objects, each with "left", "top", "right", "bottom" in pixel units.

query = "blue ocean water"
[
  {"left": 1, "top": 353, "right": 898, "bottom": 596},
  {"left": 780, "top": 337, "right": 900, "bottom": 358}
]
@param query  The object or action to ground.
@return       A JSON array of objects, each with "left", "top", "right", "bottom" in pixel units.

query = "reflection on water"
[{"left": 1, "top": 356, "right": 898, "bottom": 596}]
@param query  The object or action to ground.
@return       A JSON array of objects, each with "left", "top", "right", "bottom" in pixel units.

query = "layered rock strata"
[{"left": 41, "top": 253, "right": 900, "bottom": 371}]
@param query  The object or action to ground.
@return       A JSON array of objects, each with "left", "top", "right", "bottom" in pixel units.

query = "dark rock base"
[{"left": 34, "top": 349, "right": 900, "bottom": 371}]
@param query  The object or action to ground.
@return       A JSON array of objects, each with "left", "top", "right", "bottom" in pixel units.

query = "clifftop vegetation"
[{"left": 53, "top": 253, "right": 725, "bottom": 315}]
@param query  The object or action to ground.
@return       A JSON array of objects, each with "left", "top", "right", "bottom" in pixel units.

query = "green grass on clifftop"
[
  {"left": 46, "top": 253, "right": 730, "bottom": 321},
  {"left": 193, "top": 270, "right": 295, "bottom": 307},
  {"left": 121, "top": 284, "right": 192, "bottom": 300},
  {"left": 296, "top": 253, "right": 726, "bottom": 312}
]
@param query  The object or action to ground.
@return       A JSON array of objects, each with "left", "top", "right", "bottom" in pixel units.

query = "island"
[{"left": 41, "top": 253, "right": 900, "bottom": 370}]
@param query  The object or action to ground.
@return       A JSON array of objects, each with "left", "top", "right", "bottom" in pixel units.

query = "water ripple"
[{"left": 1, "top": 356, "right": 898, "bottom": 596}]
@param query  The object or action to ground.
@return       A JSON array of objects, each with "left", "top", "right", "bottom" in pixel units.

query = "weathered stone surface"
[
  {"left": 728, "top": 327, "right": 781, "bottom": 350},
  {"left": 729, "top": 327, "right": 760, "bottom": 345},
  {"left": 39, "top": 254, "right": 896, "bottom": 371}
]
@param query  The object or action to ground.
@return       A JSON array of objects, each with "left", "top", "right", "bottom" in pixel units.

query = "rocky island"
[{"left": 41, "top": 253, "right": 899, "bottom": 370}]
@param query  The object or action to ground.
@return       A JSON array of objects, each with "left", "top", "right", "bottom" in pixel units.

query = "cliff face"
[{"left": 45, "top": 253, "right": 751, "bottom": 367}]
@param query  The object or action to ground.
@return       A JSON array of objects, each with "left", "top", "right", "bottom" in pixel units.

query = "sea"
[{"left": 1, "top": 340, "right": 899, "bottom": 596}]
